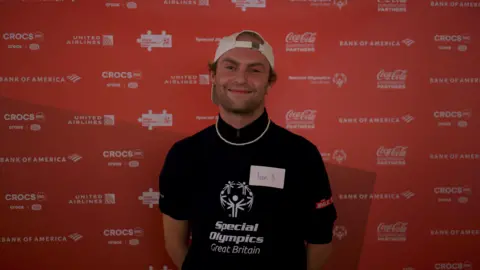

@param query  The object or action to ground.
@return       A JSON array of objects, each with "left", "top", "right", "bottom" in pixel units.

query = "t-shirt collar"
[{"left": 217, "top": 109, "right": 269, "bottom": 145}]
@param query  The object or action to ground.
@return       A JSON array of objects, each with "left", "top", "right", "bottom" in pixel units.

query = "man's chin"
[
  {"left": 230, "top": 109, "right": 255, "bottom": 115},
  {"left": 221, "top": 104, "right": 256, "bottom": 115}
]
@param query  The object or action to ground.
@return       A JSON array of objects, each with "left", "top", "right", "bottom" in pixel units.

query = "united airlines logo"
[
  {"left": 66, "top": 35, "right": 114, "bottom": 46},
  {"left": 220, "top": 181, "right": 254, "bottom": 218}
]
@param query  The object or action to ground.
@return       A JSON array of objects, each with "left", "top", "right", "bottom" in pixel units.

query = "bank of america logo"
[
  {"left": 402, "top": 38, "right": 415, "bottom": 47},
  {"left": 69, "top": 233, "right": 83, "bottom": 242},
  {"left": 68, "top": 154, "right": 82, "bottom": 162},
  {"left": 402, "top": 114, "right": 415, "bottom": 123},
  {"left": 67, "top": 74, "right": 82, "bottom": 83},
  {"left": 401, "top": 190, "right": 415, "bottom": 199}
]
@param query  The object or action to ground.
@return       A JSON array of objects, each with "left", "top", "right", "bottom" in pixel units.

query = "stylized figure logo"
[
  {"left": 220, "top": 181, "right": 254, "bottom": 218},
  {"left": 333, "top": 73, "right": 347, "bottom": 88},
  {"left": 334, "top": 0, "right": 347, "bottom": 10},
  {"left": 333, "top": 225, "right": 347, "bottom": 240},
  {"left": 333, "top": 149, "right": 347, "bottom": 164}
]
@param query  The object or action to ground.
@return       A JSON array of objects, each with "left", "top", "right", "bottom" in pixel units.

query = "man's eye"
[{"left": 225, "top": 66, "right": 234, "bottom": 70}]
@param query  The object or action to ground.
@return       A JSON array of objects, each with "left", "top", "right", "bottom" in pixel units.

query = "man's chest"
[{"left": 190, "top": 147, "right": 303, "bottom": 221}]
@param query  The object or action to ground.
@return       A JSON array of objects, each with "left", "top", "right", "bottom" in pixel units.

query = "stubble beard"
[{"left": 213, "top": 84, "right": 265, "bottom": 115}]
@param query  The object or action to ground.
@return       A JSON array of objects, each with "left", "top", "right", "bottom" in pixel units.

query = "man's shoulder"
[
  {"left": 170, "top": 124, "right": 215, "bottom": 152},
  {"left": 270, "top": 122, "right": 318, "bottom": 151}
]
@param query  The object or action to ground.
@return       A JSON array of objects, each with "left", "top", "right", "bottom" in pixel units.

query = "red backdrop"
[{"left": 1, "top": 1, "right": 479, "bottom": 270}]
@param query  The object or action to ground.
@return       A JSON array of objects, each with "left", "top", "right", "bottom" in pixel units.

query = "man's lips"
[{"left": 228, "top": 88, "right": 253, "bottom": 94}]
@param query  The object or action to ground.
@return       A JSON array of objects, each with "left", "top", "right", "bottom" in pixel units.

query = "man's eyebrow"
[
  {"left": 220, "top": 58, "right": 238, "bottom": 65},
  {"left": 220, "top": 58, "right": 267, "bottom": 69}
]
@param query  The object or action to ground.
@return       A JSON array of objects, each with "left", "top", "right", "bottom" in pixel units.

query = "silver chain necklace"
[{"left": 215, "top": 118, "right": 271, "bottom": 146}]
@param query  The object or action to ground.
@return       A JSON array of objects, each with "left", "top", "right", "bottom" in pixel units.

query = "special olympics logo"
[
  {"left": 333, "top": 149, "right": 347, "bottom": 164},
  {"left": 334, "top": 0, "right": 347, "bottom": 10},
  {"left": 333, "top": 225, "right": 347, "bottom": 240},
  {"left": 333, "top": 73, "right": 347, "bottom": 88},
  {"left": 220, "top": 181, "right": 254, "bottom": 218}
]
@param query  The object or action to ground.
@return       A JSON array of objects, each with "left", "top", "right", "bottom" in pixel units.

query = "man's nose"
[{"left": 233, "top": 69, "right": 247, "bottom": 84}]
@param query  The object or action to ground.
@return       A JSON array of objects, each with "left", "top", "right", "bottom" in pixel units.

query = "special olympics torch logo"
[
  {"left": 333, "top": 149, "right": 347, "bottom": 164},
  {"left": 333, "top": 225, "right": 347, "bottom": 240},
  {"left": 334, "top": 0, "right": 347, "bottom": 10},
  {"left": 220, "top": 181, "right": 254, "bottom": 218},
  {"left": 333, "top": 73, "right": 347, "bottom": 88}
]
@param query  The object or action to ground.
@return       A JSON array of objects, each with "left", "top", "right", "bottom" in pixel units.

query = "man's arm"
[
  {"left": 162, "top": 214, "right": 189, "bottom": 268},
  {"left": 301, "top": 142, "right": 338, "bottom": 270},
  {"left": 307, "top": 242, "right": 333, "bottom": 270},
  {"left": 158, "top": 141, "right": 193, "bottom": 269}
]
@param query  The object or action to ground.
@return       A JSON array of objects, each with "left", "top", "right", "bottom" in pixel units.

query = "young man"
[{"left": 159, "top": 30, "right": 337, "bottom": 270}]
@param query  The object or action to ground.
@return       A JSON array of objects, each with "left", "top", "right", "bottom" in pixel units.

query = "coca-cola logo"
[
  {"left": 285, "top": 32, "right": 317, "bottom": 43},
  {"left": 286, "top": 110, "right": 317, "bottom": 121},
  {"left": 377, "top": 69, "right": 408, "bottom": 81},
  {"left": 377, "top": 146, "right": 408, "bottom": 157},
  {"left": 377, "top": 222, "right": 408, "bottom": 233}
]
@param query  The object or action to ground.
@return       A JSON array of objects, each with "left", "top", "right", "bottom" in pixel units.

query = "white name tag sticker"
[{"left": 249, "top": 165, "right": 286, "bottom": 189}]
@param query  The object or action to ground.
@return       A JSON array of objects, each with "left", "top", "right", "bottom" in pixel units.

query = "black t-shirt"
[{"left": 159, "top": 110, "right": 337, "bottom": 270}]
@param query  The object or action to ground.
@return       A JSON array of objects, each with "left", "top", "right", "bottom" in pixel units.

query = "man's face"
[{"left": 211, "top": 36, "right": 271, "bottom": 115}]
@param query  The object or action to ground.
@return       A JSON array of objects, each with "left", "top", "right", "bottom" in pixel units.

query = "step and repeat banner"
[{"left": 0, "top": 0, "right": 479, "bottom": 270}]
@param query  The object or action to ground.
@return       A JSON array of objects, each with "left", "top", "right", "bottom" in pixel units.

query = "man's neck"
[{"left": 218, "top": 106, "right": 265, "bottom": 129}]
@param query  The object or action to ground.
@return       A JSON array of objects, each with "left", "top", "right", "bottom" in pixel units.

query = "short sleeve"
[
  {"left": 302, "top": 144, "right": 338, "bottom": 244},
  {"left": 158, "top": 142, "right": 191, "bottom": 220}
]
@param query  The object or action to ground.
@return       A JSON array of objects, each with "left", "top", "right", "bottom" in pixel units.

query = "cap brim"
[{"left": 213, "top": 30, "right": 274, "bottom": 68}]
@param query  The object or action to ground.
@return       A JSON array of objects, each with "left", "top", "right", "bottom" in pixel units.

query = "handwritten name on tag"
[{"left": 249, "top": 165, "right": 285, "bottom": 189}]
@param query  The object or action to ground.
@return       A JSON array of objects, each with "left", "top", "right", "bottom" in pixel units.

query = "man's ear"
[
  {"left": 210, "top": 70, "right": 215, "bottom": 84},
  {"left": 265, "top": 84, "right": 272, "bottom": 95}
]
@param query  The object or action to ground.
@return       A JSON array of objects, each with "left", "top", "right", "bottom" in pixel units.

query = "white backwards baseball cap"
[{"left": 211, "top": 30, "right": 275, "bottom": 103}]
